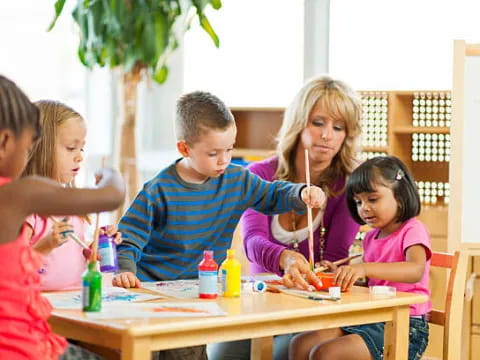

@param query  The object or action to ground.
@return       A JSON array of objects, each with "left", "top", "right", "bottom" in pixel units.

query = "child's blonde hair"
[
  {"left": 23, "top": 100, "right": 83, "bottom": 181},
  {"left": 23, "top": 100, "right": 90, "bottom": 222},
  {"left": 275, "top": 75, "right": 362, "bottom": 196}
]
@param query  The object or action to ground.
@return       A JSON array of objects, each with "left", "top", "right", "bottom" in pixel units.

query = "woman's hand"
[
  {"left": 301, "top": 185, "right": 326, "bottom": 208},
  {"left": 112, "top": 272, "right": 141, "bottom": 288},
  {"left": 334, "top": 263, "right": 366, "bottom": 291},
  {"left": 279, "top": 249, "right": 322, "bottom": 291}
]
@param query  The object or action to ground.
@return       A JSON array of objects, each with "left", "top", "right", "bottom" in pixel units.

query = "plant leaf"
[
  {"left": 198, "top": 14, "right": 219, "bottom": 47},
  {"left": 153, "top": 65, "right": 169, "bottom": 84},
  {"left": 47, "top": 0, "right": 67, "bottom": 31}
]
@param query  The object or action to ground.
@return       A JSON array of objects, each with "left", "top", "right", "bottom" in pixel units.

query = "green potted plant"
[{"left": 48, "top": 0, "right": 221, "bottom": 202}]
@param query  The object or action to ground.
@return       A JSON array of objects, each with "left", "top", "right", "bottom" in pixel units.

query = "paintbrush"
[
  {"left": 50, "top": 217, "right": 89, "bottom": 249},
  {"left": 304, "top": 149, "right": 314, "bottom": 271},
  {"left": 274, "top": 286, "right": 340, "bottom": 302},
  {"left": 89, "top": 213, "right": 101, "bottom": 264},
  {"left": 314, "top": 253, "right": 362, "bottom": 273}
]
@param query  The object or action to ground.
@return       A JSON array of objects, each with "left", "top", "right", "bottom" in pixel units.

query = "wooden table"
[{"left": 49, "top": 286, "right": 426, "bottom": 360}]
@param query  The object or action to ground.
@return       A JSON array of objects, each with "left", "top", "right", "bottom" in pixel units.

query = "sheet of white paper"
[
  {"left": 142, "top": 279, "right": 219, "bottom": 299},
  {"left": 85, "top": 301, "right": 226, "bottom": 319},
  {"left": 43, "top": 286, "right": 163, "bottom": 309}
]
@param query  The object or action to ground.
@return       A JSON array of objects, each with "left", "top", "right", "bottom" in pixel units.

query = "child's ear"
[
  {"left": 176, "top": 140, "right": 189, "bottom": 158},
  {"left": 0, "top": 129, "right": 13, "bottom": 160}
]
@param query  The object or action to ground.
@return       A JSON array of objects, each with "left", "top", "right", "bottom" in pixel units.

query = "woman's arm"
[{"left": 241, "top": 160, "right": 287, "bottom": 274}]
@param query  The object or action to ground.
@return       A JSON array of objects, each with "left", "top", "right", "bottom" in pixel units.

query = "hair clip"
[{"left": 396, "top": 170, "right": 404, "bottom": 181}]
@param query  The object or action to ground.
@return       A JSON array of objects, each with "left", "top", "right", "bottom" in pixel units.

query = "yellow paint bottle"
[{"left": 220, "top": 249, "right": 241, "bottom": 297}]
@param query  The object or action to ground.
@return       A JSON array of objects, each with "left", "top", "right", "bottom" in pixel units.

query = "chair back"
[{"left": 428, "top": 251, "right": 468, "bottom": 359}]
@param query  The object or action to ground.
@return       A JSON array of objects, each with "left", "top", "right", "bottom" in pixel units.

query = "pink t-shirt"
[
  {"left": 0, "top": 176, "right": 67, "bottom": 359},
  {"left": 363, "top": 217, "right": 432, "bottom": 316},
  {"left": 26, "top": 215, "right": 88, "bottom": 291}
]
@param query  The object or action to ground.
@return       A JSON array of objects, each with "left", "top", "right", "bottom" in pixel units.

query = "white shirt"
[{"left": 271, "top": 211, "right": 323, "bottom": 245}]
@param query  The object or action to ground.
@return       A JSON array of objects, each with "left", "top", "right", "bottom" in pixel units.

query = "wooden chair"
[{"left": 427, "top": 251, "right": 468, "bottom": 359}]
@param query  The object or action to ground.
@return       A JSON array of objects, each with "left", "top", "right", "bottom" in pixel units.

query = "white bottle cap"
[{"left": 329, "top": 286, "right": 341, "bottom": 299}]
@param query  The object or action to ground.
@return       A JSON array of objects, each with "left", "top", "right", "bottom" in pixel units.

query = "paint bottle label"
[
  {"left": 98, "top": 228, "right": 118, "bottom": 273},
  {"left": 198, "top": 250, "right": 218, "bottom": 299}
]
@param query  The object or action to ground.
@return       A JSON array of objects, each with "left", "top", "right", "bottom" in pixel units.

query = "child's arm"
[
  {"left": 114, "top": 186, "right": 159, "bottom": 288},
  {"left": 0, "top": 168, "right": 124, "bottom": 246},
  {"left": 243, "top": 170, "right": 325, "bottom": 214},
  {"left": 332, "top": 244, "right": 428, "bottom": 291}
]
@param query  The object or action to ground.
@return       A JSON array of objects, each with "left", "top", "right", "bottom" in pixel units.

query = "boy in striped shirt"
[{"left": 113, "top": 90, "right": 324, "bottom": 358}]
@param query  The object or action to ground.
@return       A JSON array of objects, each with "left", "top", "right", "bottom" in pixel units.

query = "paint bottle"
[
  {"left": 198, "top": 250, "right": 218, "bottom": 299},
  {"left": 220, "top": 249, "right": 241, "bottom": 297},
  {"left": 81, "top": 261, "right": 102, "bottom": 312},
  {"left": 98, "top": 226, "right": 118, "bottom": 273}
]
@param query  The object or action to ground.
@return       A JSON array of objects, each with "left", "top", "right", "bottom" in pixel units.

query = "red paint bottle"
[{"left": 198, "top": 250, "right": 218, "bottom": 299}]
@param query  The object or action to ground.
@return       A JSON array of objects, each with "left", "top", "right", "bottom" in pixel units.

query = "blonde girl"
[{"left": 23, "top": 100, "right": 120, "bottom": 290}]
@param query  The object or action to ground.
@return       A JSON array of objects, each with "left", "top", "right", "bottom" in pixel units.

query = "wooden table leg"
[
  {"left": 384, "top": 305, "right": 410, "bottom": 360},
  {"left": 121, "top": 336, "right": 151, "bottom": 360},
  {"left": 251, "top": 336, "right": 273, "bottom": 360}
]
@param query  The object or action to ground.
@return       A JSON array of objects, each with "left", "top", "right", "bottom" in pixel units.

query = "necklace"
[{"left": 290, "top": 205, "right": 327, "bottom": 262}]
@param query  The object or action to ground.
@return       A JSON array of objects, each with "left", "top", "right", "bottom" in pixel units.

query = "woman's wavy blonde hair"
[{"left": 275, "top": 75, "right": 362, "bottom": 196}]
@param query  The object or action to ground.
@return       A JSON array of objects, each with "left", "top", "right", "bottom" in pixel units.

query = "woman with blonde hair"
[
  {"left": 208, "top": 75, "right": 362, "bottom": 360},
  {"left": 243, "top": 75, "right": 362, "bottom": 288}
]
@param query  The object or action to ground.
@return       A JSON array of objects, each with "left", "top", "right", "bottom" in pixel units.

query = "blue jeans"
[
  {"left": 207, "top": 334, "right": 294, "bottom": 360},
  {"left": 341, "top": 316, "right": 429, "bottom": 360}
]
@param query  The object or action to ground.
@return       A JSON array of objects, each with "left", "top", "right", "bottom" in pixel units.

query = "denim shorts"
[{"left": 341, "top": 316, "right": 429, "bottom": 360}]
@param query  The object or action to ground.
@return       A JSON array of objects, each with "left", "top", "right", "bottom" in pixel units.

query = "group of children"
[{"left": 0, "top": 73, "right": 431, "bottom": 360}]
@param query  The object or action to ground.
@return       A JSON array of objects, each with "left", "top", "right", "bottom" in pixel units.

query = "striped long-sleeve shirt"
[{"left": 117, "top": 160, "right": 306, "bottom": 281}]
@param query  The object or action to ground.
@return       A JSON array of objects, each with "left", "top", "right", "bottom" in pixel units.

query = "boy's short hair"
[
  {"left": 176, "top": 91, "right": 234, "bottom": 144},
  {"left": 346, "top": 155, "right": 421, "bottom": 224}
]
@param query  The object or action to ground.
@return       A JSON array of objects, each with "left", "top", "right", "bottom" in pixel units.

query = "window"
[{"left": 329, "top": 0, "right": 480, "bottom": 90}]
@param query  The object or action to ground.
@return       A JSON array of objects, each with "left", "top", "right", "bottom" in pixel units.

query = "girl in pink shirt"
[
  {"left": 22, "top": 101, "right": 120, "bottom": 291},
  {"left": 0, "top": 74, "right": 125, "bottom": 359},
  {"left": 290, "top": 156, "right": 431, "bottom": 360}
]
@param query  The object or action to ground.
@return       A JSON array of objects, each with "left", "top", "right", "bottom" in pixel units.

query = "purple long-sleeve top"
[{"left": 240, "top": 156, "right": 360, "bottom": 275}]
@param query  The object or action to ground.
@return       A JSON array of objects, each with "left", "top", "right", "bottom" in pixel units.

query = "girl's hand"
[
  {"left": 33, "top": 219, "right": 73, "bottom": 255},
  {"left": 317, "top": 259, "right": 338, "bottom": 273},
  {"left": 334, "top": 263, "right": 366, "bottom": 291},
  {"left": 100, "top": 225, "right": 122, "bottom": 244},
  {"left": 279, "top": 250, "right": 321, "bottom": 291},
  {"left": 112, "top": 272, "right": 141, "bottom": 288},
  {"left": 301, "top": 185, "right": 326, "bottom": 208}
]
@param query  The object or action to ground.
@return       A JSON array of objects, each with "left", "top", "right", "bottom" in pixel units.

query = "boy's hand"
[
  {"left": 334, "top": 263, "right": 366, "bottom": 291},
  {"left": 112, "top": 272, "right": 141, "bottom": 288},
  {"left": 279, "top": 250, "right": 322, "bottom": 291},
  {"left": 301, "top": 185, "right": 326, "bottom": 208}
]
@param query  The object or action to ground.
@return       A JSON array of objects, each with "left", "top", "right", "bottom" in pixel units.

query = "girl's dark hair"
[
  {"left": 346, "top": 156, "right": 421, "bottom": 225},
  {"left": 0, "top": 75, "right": 41, "bottom": 139}
]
